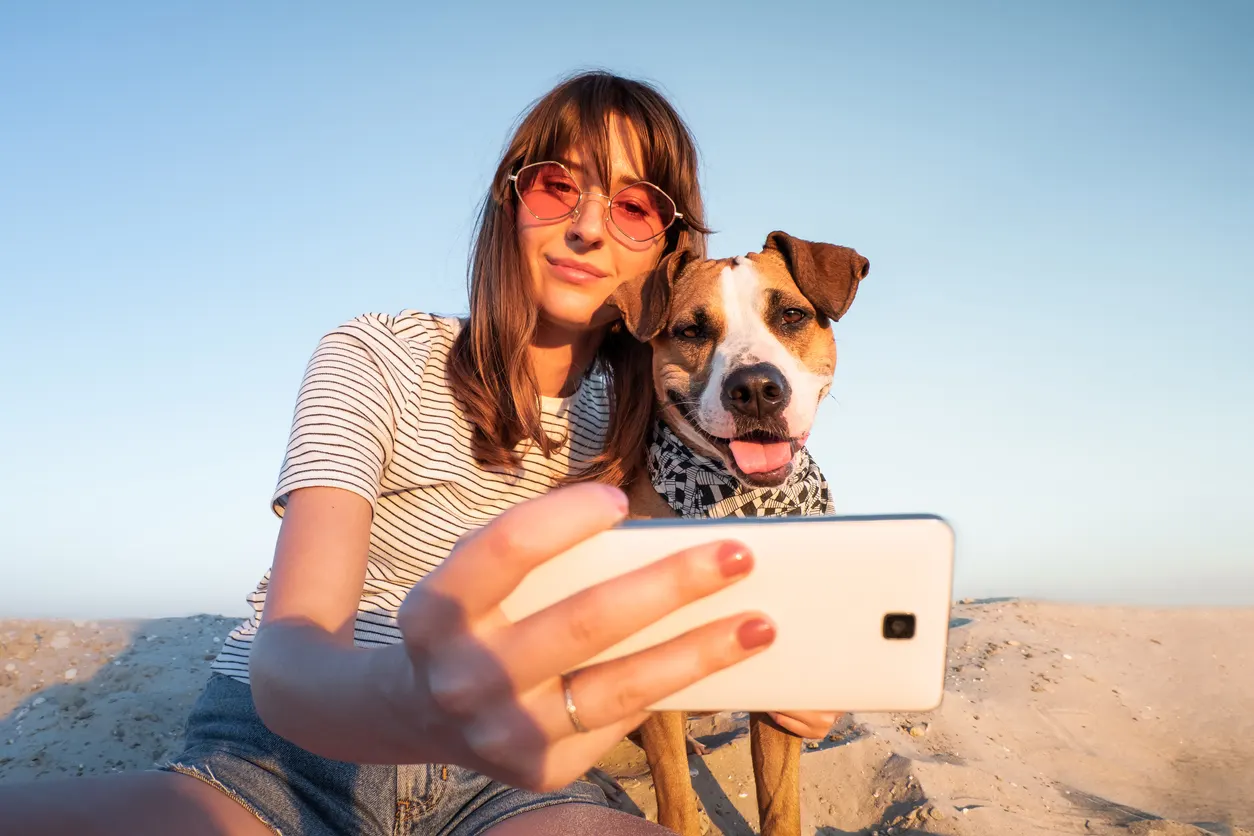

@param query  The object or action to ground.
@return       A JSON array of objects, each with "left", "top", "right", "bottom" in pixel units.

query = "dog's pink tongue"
[{"left": 728, "top": 439, "right": 793, "bottom": 474}]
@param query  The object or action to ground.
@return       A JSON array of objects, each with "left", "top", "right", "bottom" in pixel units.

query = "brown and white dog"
[{"left": 611, "top": 231, "right": 870, "bottom": 836}]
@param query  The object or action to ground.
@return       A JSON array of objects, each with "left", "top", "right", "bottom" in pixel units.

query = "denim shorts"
[{"left": 155, "top": 673, "right": 608, "bottom": 836}]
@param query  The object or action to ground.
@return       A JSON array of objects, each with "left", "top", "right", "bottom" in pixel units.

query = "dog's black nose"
[{"left": 722, "top": 363, "right": 790, "bottom": 419}]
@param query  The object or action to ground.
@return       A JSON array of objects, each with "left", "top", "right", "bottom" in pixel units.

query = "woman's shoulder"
[
  {"left": 320, "top": 310, "right": 463, "bottom": 366},
  {"left": 302, "top": 310, "right": 465, "bottom": 406},
  {"left": 330, "top": 309, "right": 463, "bottom": 346}
]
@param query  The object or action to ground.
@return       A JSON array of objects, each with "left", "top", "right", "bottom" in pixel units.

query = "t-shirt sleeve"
[{"left": 271, "top": 315, "right": 422, "bottom": 516}]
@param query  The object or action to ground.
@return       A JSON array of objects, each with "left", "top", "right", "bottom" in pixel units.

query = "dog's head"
[{"left": 614, "top": 231, "right": 870, "bottom": 487}]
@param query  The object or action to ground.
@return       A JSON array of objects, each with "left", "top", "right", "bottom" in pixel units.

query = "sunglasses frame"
[{"left": 508, "top": 160, "right": 684, "bottom": 243}]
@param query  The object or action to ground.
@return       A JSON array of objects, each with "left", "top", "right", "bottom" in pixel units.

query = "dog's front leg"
[
  {"left": 640, "top": 710, "right": 702, "bottom": 835},
  {"left": 749, "top": 712, "right": 803, "bottom": 836}
]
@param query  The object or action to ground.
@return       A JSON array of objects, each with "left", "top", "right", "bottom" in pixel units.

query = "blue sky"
[{"left": 2, "top": 1, "right": 1251, "bottom": 618}]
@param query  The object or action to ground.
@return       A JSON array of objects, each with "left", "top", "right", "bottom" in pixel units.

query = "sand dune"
[{"left": 2, "top": 601, "right": 1251, "bottom": 834}]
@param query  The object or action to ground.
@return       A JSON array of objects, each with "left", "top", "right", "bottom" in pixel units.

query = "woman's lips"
[{"left": 546, "top": 257, "right": 606, "bottom": 285}]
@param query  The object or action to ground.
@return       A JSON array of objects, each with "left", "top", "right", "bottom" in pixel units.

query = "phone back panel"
[{"left": 500, "top": 514, "right": 955, "bottom": 712}]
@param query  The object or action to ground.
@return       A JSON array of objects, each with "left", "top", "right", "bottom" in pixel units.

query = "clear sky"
[{"left": 2, "top": 1, "right": 1251, "bottom": 618}]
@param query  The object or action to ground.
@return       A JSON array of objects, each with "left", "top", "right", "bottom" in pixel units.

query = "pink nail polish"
[
  {"left": 718, "top": 542, "right": 754, "bottom": 578},
  {"left": 737, "top": 618, "right": 776, "bottom": 650}
]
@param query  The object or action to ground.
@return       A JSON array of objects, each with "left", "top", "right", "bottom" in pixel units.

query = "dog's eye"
[
  {"left": 781, "top": 308, "right": 809, "bottom": 325},
  {"left": 674, "top": 323, "right": 705, "bottom": 341}
]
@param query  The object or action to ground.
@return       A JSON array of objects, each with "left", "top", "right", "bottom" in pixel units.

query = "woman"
[{"left": 1, "top": 71, "right": 829, "bottom": 835}]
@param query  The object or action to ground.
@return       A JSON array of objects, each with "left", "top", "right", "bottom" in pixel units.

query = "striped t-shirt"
[{"left": 211, "top": 311, "right": 611, "bottom": 684}]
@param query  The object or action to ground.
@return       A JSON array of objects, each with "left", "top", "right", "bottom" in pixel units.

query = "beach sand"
[{"left": 2, "top": 600, "right": 1251, "bottom": 834}]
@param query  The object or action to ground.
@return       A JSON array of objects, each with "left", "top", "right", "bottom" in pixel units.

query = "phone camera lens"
[{"left": 882, "top": 613, "right": 916, "bottom": 640}]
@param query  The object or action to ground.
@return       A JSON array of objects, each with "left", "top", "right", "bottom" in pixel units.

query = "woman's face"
[{"left": 515, "top": 119, "right": 669, "bottom": 339}]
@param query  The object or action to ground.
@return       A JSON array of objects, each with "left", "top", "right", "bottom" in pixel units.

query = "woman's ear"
[
  {"left": 763, "top": 231, "right": 870, "bottom": 323},
  {"left": 611, "top": 248, "right": 697, "bottom": 341}
]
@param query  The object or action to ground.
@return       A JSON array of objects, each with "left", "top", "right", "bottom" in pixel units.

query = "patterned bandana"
[{"left": 646, "top": 420, "right": 835, "bottom": 518}]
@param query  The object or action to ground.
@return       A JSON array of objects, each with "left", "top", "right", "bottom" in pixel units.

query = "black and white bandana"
[{"left": 646, "top": 420, "right": 835, "bottom": 519}]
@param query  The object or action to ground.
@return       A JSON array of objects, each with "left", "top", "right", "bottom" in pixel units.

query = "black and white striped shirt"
[{"left": 211, "top": 311, "right": 611, "bottom": 684}]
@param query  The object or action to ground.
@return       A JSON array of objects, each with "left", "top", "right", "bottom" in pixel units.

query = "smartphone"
[{"left": 499, "top": 514, "right": 955, "bottom": 713}]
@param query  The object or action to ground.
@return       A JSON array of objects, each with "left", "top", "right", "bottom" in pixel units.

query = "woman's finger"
[
  {"left": 529, "top": 710, "right": 651, "bottom": 792},
  {"left": 406, "top": 483, "right": 627, "bottom": 638},
  {"left": 766, "top": 711, "right": 835, "bottom": 739},
  {"left": 482, "top": 709, "right": 651, "bottom": 793},
  {"left": 528, "top": 612, "right": 777, "bottom": 737},
  {"left": 497, "top": 539, "right": 754, "bottom": 692}
]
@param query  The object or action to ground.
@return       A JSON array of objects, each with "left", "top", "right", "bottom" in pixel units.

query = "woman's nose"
[{"left": 567, "top": 193, "right": 609, "bottom": 244}]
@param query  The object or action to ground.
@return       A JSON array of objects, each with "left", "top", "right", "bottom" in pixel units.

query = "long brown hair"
[{"left": 448, "top": 71, "right": 708, "bottom": 487}]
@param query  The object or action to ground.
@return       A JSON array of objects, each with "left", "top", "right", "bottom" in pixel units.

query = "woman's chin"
[
  {"left": 535, "top": 308, "right": 604, "bottom": 337},
  {"left": 535, "top": 299, "right": 617, "bottom": 335}
]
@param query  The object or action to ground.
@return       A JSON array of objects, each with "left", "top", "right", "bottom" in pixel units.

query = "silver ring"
[{"left": 561, "top": 672, "right": 587, "bottom": 734}]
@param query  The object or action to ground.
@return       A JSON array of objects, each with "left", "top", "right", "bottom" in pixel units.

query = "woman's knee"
[
  {"left": 482, "top": 802, "right": 675, "bottom": 835},
  {"left": 0, "top": 770, "right": 276, "bottom": 836}
]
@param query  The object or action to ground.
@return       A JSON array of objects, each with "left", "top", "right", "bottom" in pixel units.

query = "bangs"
[{"left": 509, "top": 79, "right": 699, "bottom": 230}]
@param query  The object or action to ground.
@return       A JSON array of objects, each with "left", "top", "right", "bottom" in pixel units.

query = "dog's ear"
[
  {"left": 763, "top": 231, "right": 870, "bottom": 323},
  {"left": 611, "top": 247, "right": 697, "bottom": 341}
]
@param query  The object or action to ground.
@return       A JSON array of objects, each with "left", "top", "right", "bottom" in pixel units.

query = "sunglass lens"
[
  {"left": 610, "top": 183, "right": 676, "bottom": 241},
  {"left": 516, "top": 163, "right": 579, "bottom": 219}
]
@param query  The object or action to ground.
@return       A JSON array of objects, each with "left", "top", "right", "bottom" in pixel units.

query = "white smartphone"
[{"left": 499, "top": 514, "right": 955, "bottom": 713}]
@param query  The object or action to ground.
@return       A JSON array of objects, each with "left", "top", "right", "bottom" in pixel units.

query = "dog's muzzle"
[{"left": 721, "top": 362, "right": 791, "bottom": 421}]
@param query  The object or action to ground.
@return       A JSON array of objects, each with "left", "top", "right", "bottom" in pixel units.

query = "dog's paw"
[{"left": 685, "top": 733, "right": 710, "bottom": 757}]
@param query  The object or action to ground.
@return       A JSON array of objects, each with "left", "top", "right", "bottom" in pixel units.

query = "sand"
[{"left": 1, "top": 601, "right": 1251, "bottom": 834}]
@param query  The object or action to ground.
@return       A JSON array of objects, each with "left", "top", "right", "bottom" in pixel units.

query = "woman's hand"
[
  {"left": 390, "top": 482, "right": 774, "bottom": 792},
  {"left": 767, "top": 710, "right": 842, "bottom": 740}
]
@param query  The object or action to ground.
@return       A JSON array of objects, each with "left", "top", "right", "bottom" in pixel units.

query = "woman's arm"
[
  {"left": 247, "top": 482, "right": 778, "bottom": 789},
  {"left": 248, "top": 485, "right": 422, "bottom": 763}
]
